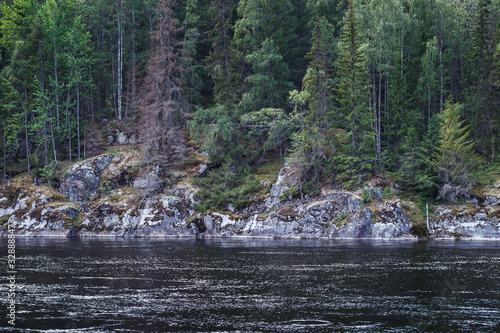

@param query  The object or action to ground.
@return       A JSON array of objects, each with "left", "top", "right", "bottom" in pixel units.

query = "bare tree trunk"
[
  {"left": 426, "top": 201, "right": 429, "bottom": 235},
  {"left": 112, "top": 55, "right": 117, "bottom": 118},
  {"left": 131, "top": 9, "right": 137, "bottom": 119},
  {"left": 50, "top": 118, "right": 57, "bottom": 163},
  {"left": 428, "top": 83, "right": 431, "bottom": 130},
  {"left": 77, "top": 83, "right": 81, "bottom": 160},
  {"left": 90, "top": 86, "right": 94, "bottom": 118},
  {"left": 439, "top": 13, "right": 444, "bottom": 114},
  {"left": 377, "top": 66, "right": 382, "bottom": 165},
  {"left": 25, "top": 112, "right": 30, "bottom": 175},
  {"left": 3, "top": 119, "right": 6, "bottom": 180},
  {"left": 41, "top": 69, "right": 48, "bottom": 166},
  {"left": 117, "top": 0, "right": 123, "bottom": 120},
  {"left": 67, "top": 88, "right": 72, "bottom": 162},
  {"left": 53, "top": 32, "right": 60, "bottom": 133}
]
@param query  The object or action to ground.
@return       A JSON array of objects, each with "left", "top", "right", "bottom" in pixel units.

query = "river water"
[{"left": 1, "top": 238, "right": 500, "bottom": 332}]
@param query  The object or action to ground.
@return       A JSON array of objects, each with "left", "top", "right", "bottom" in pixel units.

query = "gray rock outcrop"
[
  {"left": 59, "top": 155, "right": 114, "bottom": 203},
  {"left": 2, "top": 156, "right": 499, "bottom": 239},
  {"left": 430, "top": 204, "right": 500, "bottom": 238}
]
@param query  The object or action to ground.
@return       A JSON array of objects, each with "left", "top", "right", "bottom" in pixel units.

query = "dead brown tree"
[{"left": 138, "top": 0, "right": 190, "bottom": 165}]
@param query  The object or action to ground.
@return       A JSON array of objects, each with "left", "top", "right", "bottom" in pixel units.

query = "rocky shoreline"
[{"left": 1, "top": 150, "right": 499, "bottom": 239}]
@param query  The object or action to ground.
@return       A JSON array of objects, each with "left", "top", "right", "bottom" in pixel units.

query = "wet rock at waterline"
[{"left": 1, "top": 152, "right": 500, "bottom": 239}]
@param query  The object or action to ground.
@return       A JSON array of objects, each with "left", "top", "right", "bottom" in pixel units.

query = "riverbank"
[{"left": 1, "top": 147, "right": 499, "bottom": 239}]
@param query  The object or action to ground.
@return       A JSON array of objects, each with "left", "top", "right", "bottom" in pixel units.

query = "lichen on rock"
[{"left": 59, "top": 154, "right": 114, "bottom": 202}]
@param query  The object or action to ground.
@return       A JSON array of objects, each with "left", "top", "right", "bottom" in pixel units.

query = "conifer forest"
[{"left": 1, "top": 0, "right": 499, "bottom": 210}]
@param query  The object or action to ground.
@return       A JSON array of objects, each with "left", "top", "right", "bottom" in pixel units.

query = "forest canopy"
[{"left": 0, "top": 0, "right": 498, "bottom": 208}]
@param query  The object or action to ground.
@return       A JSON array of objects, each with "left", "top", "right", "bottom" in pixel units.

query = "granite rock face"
[
  {"left": 0, "top": 177, "right": 79, "bottom": 235},
  {"left": 198, "top": 194, "right": 414, "bottom": 239},
  {"left": 108, "top": 129, "right": 136, "bottom": 145},
  {"left": 430, "top": 204, "right": 500, "bottom": 238},
  {"left": 1, "top": 154, "right": 499, "bottom": 239},
  {"left": 428, "top": 182, "right": 500, "bottom": 238},
  {"left": 59, "top": 155, "right": 114, "bottom": 203}
]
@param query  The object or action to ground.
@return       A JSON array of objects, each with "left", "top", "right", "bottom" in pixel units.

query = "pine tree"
[
  {"left": 303, "top": 16, "right": 335, "bottom": 144},
  {"left": 334, "top": 0, "right": 374, "bottom": 188},
  {"left": 0, "top": 78, "right": 22, "bottom": 179},
  {"left": 418, "top": 37, "right": 439, "bottom": 125}
]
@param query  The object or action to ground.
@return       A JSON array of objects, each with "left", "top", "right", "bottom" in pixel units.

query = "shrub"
[
  {"left": 362, "top": 188, "right": 371, "bottom": 203},
  {"left": 192, "top": 157, "right": 261, "bottom": 212}
]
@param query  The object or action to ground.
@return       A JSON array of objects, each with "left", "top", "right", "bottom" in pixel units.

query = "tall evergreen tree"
[
  {"left": 468, "top": 0, "right": 497, "bottom": 162},
  {"left": 232, "top": 0, "right": 302, "bottom": 89},
  {"left": 334, "top": 0, "right": 374, "bottom": 188},
  {"left": 239, "top": 39, "right": 293, "bottom": 114},
  {"left": 205, "top": 0, "right": 235, "bottom": 106},
  {"left": 139, "top": 0, "right": 189, "bottom": 161},
  {"left": 417, "top": 37, "right": 440, "bottom": 131},
  {"left": 436, "top": 101, "right": 475, "bottom": 186},
  {"left": 293, "top": 15, "right": 336, "bottom": 182}
]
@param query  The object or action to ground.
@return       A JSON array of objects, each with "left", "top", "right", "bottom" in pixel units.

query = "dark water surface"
[{"left": 1, "top": 238, "right": 500, "bottom": 332}]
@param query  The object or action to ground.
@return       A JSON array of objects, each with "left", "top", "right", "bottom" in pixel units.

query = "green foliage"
[
  {"left": 205, "top": 0, "right": 236, "bottom": 106},
  {"left": 193, "top": 156, "right": 260, "bottom": 212},
  {"left": 417, "top": 37, "right": 440, "bottom": 127},
  {"left": 278, "top": 182, "right": 320, "bottom": 201},
  {"left": 39, "top": 162, "right": 58, "bottom": 187},
  {"left": 183, "top": 0, "right": 203, "bottom": 106},
  {"left": 99, "top": 179, "right": 112, "bottom": 194},
  {"left": 239, "top": 39, "right": 293, "bottom": 113},
  {"left": 232, "top": 0, "right": 304, "bottom": 85},
  {"left": 383, "top": 186, "right": 394, "bottom": 198},
  {"left": 289, "top": 15, "right": 336, "bottom": 184},
  {"left": 0, "top": 0, "right": 37, "bottom": 53},
  {"left": 241, "top": 107, "right": 295, "bottom": 154},
  {"left": 190, "top": 104, "right": 238, "bottom": 164},
  {"left": 362, "top": 188, "right": 370, "bottom": 204},
  {"left": 436, "top": 101, "right": 476, "bottom": 185},
  {"left": 398, "top": 123, "right": 440, "bottom": 199},
  {"left": 278, "top": 186, "right": 300, "bottom": 201},
  {"left": 0, "top": 0, "right": 497, "bottom": 207},
  {"left": 333, "top": 0, "right": 374, "bottom": 186}
]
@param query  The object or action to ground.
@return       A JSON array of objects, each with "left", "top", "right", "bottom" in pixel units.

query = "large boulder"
[
  {"left": 439, "top": 183, "right": 478, "bottom": 204},
  {"left": 132, "top": 165, "right": 162, "bottom": 196},
  {"left": 108, "top": 129, "right": 136, "bottom": 145},
  {"left": 198, "top": 192, "right": 414, "bottom": 239},
  {"left": 0, "top": 176, "right": 79, "bottom": 236},
  {"left": 270, "top": 165, "right": 299, "bottom": 198},
  {"left": 59, "top": 155, "right": 114, "bottom": 203},
  {"left": 431, "top": 204, "right": 500, "bottom": 238}
]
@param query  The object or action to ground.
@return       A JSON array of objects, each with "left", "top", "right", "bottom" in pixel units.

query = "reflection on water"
[{"left": 1, "top": 238, "right": 500, "bottom": 332}]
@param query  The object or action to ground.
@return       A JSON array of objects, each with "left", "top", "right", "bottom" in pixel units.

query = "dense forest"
[{"left": 0, "top": 0, "right": 499, "bottom": 211}]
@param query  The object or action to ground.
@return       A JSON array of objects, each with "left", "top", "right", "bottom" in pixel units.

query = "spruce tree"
[
  {"left": 232, "top": 0, "right": 301, "bottom": 90},
  {"left": 469, "top": 0, "right": 496, "bottom": 162},
  {"left": 182, "top": 0, "right": 203, "bottom": 107},
  {"left": 139, "top": 0, "right": 189, "bottom": 162},
  {"left": 294, "top": 15, "right": 336, "bottom": 183},
  {"left": 398, "top": 124, "right": 439, "bottom": 200},
  {"left": 239, "top": 39, "right": 293, "bottom": 114},
  {"left": 205, "top": 0, "right": 235, "bottom": 106},
  {"left": 334, "top": 0, "right": 374, "bottom": 188},
  {"left": 436, "top": 101, "right": 475, "bottom": 186}
]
